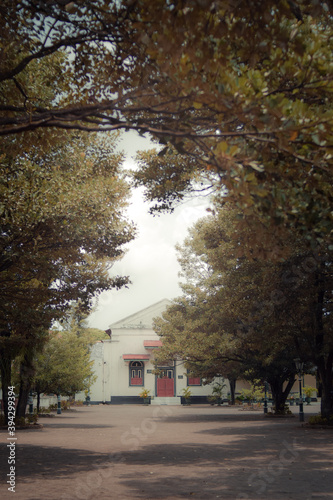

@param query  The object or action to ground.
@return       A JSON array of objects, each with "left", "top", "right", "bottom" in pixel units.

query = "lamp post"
[
  {"left": 28, "top": 390, "right": 34, "bottom": 415},
  {"left": 264, "top": 381, "right": 268, "bottom": 414},
  {"left": 294, "top": 358, "right": 304, "bottom": 422},
  {"left": 57, "top": 393, "right": 62, "bottom": 415}
]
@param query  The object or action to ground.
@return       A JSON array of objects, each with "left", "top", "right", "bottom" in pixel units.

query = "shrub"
[
  {"left": 269, "top": 405, "right": 292, "bottom": 416},
  {"left": 303, "top": 386, "right": 317, "bottom": 398},
  {"left": 182, "top": 387, "right": 192, "bottom": 399},
  {"left": 73, "top": 400, "right": 84, "bottom": 406},
  {"left": 139, "top": 388, "right": 150, "bottom": 398},
  {"left": 61, "top": 400, "right": 71, "bottom": 410},
  {"left": 26, "top": 414, "right": 39, "bottom": 424},
  {"left": 308, "top": 415, "right": 333, "bottom": 426}
]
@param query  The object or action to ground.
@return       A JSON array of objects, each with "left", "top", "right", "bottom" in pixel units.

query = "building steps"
[{"left": 150, "top": 397, "right": 181, "bottom": 405}]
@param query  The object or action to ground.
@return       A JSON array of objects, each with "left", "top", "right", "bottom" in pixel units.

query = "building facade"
[
  {"left": 87, "top": 299, "right": 223, "bottom": 405},
  {"left": 84, "top": 299, "right": 317, "bottom": 406}
]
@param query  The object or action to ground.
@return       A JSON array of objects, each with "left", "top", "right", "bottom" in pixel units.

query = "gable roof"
[{"left": 109, "top": 299, "right": 172, "bottom": 330}]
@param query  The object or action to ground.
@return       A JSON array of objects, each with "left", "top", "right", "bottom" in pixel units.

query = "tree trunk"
[
  {"left": 16, "top": 385, "right": 30, "bottom": 419},
  {"left": 0, "top": 348, "right": 12, "bottom": 424},
  {"left": 317, "top": 354, "right": 333, "bottom": 419},
  {"left": 269, "top": 375, "right": 295, "bottom": 414},
  {"left": 313, "top": 262, "right": 332, "bottom": 418},
  {"left": 37, "top": 390, "right": 41, "bottom": 414},
  {"left": 228, "top": 378, "right": 236, "bottom": 405},
  {"left": 15, "top": 352, "right": 36, "bottom": 419}
]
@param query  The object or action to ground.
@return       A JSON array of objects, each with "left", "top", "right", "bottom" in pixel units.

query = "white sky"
[{"left": 87, "top": 132, "right": 210, "bottom": 329}]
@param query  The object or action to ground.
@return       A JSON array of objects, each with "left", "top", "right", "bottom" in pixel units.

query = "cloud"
[{"left": 88, "top": 133, "right": 209, "bottom": 329}]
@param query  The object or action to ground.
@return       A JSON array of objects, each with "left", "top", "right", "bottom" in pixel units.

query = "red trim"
[
  {"left": 123, "top": 354, "right": 150, "bottom": 361},
  {"left": 143, "top": 340, "right": 163, "bottom": 348}
]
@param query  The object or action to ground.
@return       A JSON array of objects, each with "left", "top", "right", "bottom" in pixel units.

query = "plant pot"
[{"left": 143, "top": 398, "right": 150, "bottom": 405}]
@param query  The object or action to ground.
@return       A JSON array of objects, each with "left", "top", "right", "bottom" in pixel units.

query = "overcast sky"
[{"left": 87, "top": 132, "right": 210, "bottom": 330}]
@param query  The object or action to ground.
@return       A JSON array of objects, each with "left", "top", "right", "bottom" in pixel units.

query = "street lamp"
[
  {"left": 294, "top": 358, "right": 304, "bottom": 422},
  {"left": 28, "top": 390, "right": 34, "bottom": 415},
  {"left": 264, "top": 381, "right": 268, "bottom": 414},
  {"left": 57, "top": 392, "right": 62, "bottom": 415}
]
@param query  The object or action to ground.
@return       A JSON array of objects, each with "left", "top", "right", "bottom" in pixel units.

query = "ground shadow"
[
  {"left": 0, "top": 444, "right": 115, "bottom": 483},
  {"left": 165, "top": 412, "right": 269, "bottom": 424},
  {"left": 41, "top": 423, "right": 114, "bottom": 430},
  {"left": 118, "top": 429, "right": 333, "bottom": 499}
]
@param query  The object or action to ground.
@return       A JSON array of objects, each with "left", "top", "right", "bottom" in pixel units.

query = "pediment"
[{"left": 109, "top": 299, "right": 172, "bottom": 330}]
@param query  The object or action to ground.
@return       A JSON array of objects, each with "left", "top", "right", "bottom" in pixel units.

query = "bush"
[
  {"left": 182, "top": 388, "right": 192, "bottom": 399},
  {"left": 26, "top": 414, "right": 39, "bottom": 424},
  {"left": 61, "top": 400, "right": 71, "bottom": 410},
  {"left": 0, "top": 413, "right": 39, "bottom": 426},
  {"left": 308, "top": 415, "right": 333, "bottom": 426},
  {"left": 269, "top": 405, "right": 292, "bottom": 416},
  {"left": 37, "top": 406, "right": 49, "bottom": 414},
  {"left": 139, "top": 389, "right": 150, "bottom": 398}
]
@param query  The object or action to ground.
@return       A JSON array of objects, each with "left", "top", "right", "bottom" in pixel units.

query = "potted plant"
[
  {"left": 288, "top": 395, "right": 295, "bottom": 406},
  {"left": 211, "top": 380, "right": 227, "bottom": 406},
  {"left": 139, "top": 388, "right": 150, "bottom": 405},
  {"left": 182, "top": 387, "right": 192, "bottom": 405},
  {"left": 303, "top": 386, "right": 317, "bottom": 405}
]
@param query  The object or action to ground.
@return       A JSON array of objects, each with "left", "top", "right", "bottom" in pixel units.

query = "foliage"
[
  {"left": 212, "top": 381, "right": 226, "bottom": 398},
  {"left": 0, "top": 50, "right": 134, "bottom": 422},
  {"left": 0, "top": 1, "right": 331, "bottom": 247},
  {"left": 139, "top": 388, "right": 150, "bottom": 398},
  {"left": 268, "top": 405, "right": 293, "bottom": 416},
  {"left": 154, "top": 203, "right": 332, "bottom": 415},
  {"left": 182, "top": 387, "right": 192, "bottom": 399},
  {"left": 33, "top": 330, "right": 96, "bottom": 397},
  {"left": 303, "top": 386, "right": 317, "bottom": 398},
  {"left": 26, "top": 413, "right": 39, "bottom": 424},
  {"left": 207, "top": 380, "right": 227, "bottom": 404},
  {"left": 241, "top": 381, "right": 265, "bottom": 403},
  {"left": 308, "top": 415, "right": 333, "bottom": 426},
  {"left": 72, "top": 400, "right": 84, "bottom": 407}
]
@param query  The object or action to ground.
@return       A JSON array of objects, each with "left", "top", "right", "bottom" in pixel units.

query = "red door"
[{"left": 157, "top": 377, "right": 174, "bottom": 397}]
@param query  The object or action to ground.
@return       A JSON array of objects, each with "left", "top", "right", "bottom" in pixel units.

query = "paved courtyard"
[{"left": 0, "top": 403, "right": 332, "bottom": 500}]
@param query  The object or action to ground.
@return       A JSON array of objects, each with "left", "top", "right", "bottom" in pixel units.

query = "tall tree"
[
  {"left": 33, "top": 330, "right": 97, "bottom": 412},
  {"left": 0, "top": 75, "right": 134, "bottom": 421},
  {"left": 154, "top": 206, "right": 332, "bottom": 415},
  {"left": 0, "top": 1, "right": 331, "bottom": 247}
]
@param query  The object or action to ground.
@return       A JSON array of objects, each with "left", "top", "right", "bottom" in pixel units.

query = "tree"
[
  {"left": 154, "top": 205, "right": 332, "bottom": 414},
  {"left": 33, "top": 330, "right": 97, "bottom": 412},
  {"left": 0, "top": 1, "right": 331, "bottom": 246},
  {"left": 0, "top": 53, "right": 134, "bottom": 421}
]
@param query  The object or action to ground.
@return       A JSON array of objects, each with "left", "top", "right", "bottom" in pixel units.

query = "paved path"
[{"left": 0, "top": 403, "right": 332, "bottom": 500}]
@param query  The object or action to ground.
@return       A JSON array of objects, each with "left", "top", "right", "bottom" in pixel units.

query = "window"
[
  {"left": 129, "top": 361, "right": 144, "bottom": 386},
  {"left": 187, "top": 370, "right": 201, "bottom": 386}
]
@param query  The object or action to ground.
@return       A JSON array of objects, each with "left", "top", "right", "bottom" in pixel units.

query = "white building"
[
  {"left": 85, "top": 299, "right": 317, "bottom": 406},
  {"left": 87, "top": 299, "right": 221, "bottom": 405}
]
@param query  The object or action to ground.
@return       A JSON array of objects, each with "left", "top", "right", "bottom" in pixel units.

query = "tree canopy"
[
  {"left": 154, "top": 205, "right": 332, "bottom": 415},
  {"left": 0, "top": 50, "right": 134, "bottom": 421},
  {"left": 33, "top": 329, "right": 96, "bottom": 399},
  {"left": 0, "top": 1, "right": 331, "bottom": 246}
]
